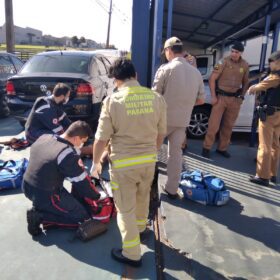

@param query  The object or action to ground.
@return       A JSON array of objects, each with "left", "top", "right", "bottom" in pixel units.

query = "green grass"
[{"left": 0, "top": 44, "right": 70, "bottom": 53}]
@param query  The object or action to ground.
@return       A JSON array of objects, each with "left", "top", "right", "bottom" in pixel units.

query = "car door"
[
  {"left": 91, "top": 56, "right": 109, "bottom": 104},
  {"left": 100, "top": 56, "right": 114, "bottom": 96},
  {"left": 234, "top": 94, "right": 255, "bottom": 131},
  {"left": 0, "top": 54, "right": 18, "bottom": 90},
  {"left": 10, "top": 55, "right": 24, "bottom": 73}
]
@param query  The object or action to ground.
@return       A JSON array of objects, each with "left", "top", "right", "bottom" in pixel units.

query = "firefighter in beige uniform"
[
  {"left": 202, "top": 41, "right": 249, "bottom": 158},
  {"left": 91, "top": 59, "right": 166, "bottom": 267}
]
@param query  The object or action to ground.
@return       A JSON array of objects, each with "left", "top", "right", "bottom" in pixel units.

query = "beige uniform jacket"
[
  {"left": 213, "top": 56, "right": 249, "bottom": 94},
  {"left": 95, "top": 80, "right": 167, "bottom": 170},
  {"left": 152, "top": 57, "right": 205, "bottom": 127}
]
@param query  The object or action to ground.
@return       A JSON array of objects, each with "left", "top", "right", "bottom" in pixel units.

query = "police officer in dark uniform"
[
  {"left": 23, "top": 121, "right": 106, "bottom": 239},
  {"left": 25, "top": 83, "right": 72, "bottom": 144},
  {"left": 248, "top": 51, "right": 280, "bottom": 186}
]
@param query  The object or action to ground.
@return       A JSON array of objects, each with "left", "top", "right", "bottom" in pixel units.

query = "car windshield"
[{"left": 20, "top": 54, "right": 91, "bottom": 74}]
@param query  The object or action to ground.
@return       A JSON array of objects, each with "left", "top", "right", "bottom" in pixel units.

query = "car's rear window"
[
  {"left": 0, "top": 55, "right": 16, "bottom": 77},
  {"left": 20, "top": 54, "right": 91, "bottom": 74}
]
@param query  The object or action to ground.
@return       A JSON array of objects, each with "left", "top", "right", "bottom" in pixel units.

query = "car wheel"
[
  {"left": 0, "top": 96, "right": 10, "bottom": 118},
  {"left": 0, "top": 106, "right": 10, "bottom": 118},
  {"left": 187, "top": 107, "right": 210, "bottom": 139}
]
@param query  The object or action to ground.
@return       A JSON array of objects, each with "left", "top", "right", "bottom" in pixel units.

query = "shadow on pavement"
[
  {"left": 145, "top": 237, "right": 247, "bottom": 280},
  {"left": 35, "top": 221, "right": 124, "bottom": 275},
  {"left": 160, "top": 194, "right": 280, "bottom": 253},
  {"left": 162, "top": 243, "right": 227, "bottom": 280},
  {"left": 33, "top": 220, "right": 155, "bottom": 279},
  {"left": 0, "top": 117, "right": 23, "bottom": 137},
  {"left": 0, "top": 188, "right": 23, "bottom": 196}
]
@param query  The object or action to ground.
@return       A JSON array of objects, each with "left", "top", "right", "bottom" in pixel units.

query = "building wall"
[{"left": 0, "top": 24, "right": 42, "bottom": 44}]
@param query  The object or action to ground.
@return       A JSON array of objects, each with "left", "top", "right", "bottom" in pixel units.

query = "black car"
[
  {"left": 7, "top": 50, "right": 114, "bottom": 126},
  {"left": 0, "top": 52, "right": 24, "bottom": 117}
]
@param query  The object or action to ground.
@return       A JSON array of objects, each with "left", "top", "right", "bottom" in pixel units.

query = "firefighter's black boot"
[{"left": 26, "top": 208, "right": 42, "bottom": 236}]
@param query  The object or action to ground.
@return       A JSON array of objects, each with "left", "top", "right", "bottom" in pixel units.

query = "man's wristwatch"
[{"left": 237, "top": 95, "right": 244, "bottom": 101}]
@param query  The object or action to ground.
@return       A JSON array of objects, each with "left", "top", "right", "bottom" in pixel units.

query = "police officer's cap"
[
  {"left": 231, "top": 41, "right": 244, "bottom": 52},
  {"left": 268, "top": 51, "right": 280, "bottom": 63},
  {"left": 164, "top": 37, "right": 183, "bottom": 49}
]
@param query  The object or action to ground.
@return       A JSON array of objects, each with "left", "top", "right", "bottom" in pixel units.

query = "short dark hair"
[
  {"left": 65, "top": 121, "right": 92, "bottom": 138},
  {"left": 170, "top": 45, "right": 183, "bottom": 54},
  {"left": 231, "top": 41, "right": 244, "bottom": 52},
  {"left": 53, "top": 83, "right": 71, "bottom": 97},
  {"left": 108, "top": 58, "right": 136, "bottom": 80}
]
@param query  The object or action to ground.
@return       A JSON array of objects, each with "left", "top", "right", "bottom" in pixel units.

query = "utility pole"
[
  {"left": 5, "top": 0, "right": 15, "bottom": 53},
  {"left": 106, "top": 0, "right": 113, "bottom": 48}
]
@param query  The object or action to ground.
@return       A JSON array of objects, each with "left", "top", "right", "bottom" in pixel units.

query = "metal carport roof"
[
  {"left": 163, "top": 0, "right": 280, "bottom": 49},
  {"left": 131, "top": 0, "right": 280, "bottom": 86}
]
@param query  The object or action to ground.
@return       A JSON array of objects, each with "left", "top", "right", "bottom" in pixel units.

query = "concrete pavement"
[{"left": 1, "top": 116, "right": 280, "bottom": 279}]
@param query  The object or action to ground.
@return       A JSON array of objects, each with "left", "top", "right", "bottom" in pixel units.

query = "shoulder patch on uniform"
[
  {"left": 214, "top": 64, "right": 220, "bottom": 70},
  {"left": 214, "top": 59, "right": 224, "bottom": 70},
  {"left": 53, "top": 118, "right": 58, "bottom": 125},
  {"left": 78, "top": 159, "right": 84, "bottom": 168}
]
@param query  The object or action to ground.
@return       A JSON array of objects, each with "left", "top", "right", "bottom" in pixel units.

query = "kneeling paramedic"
[
  {"left": 91, "top": 58, "right": 167, "bottom": 267},
  {"left": 22, "top": 121, "right": 107, "bottom": 240},
  {"left": 248, "top": 51, "right": 280, "bottom": 186},
  {"left": 25, "top": 83, "right": 72, "bottom": 144}
]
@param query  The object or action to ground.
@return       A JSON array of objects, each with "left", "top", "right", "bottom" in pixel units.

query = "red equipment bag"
[{"left": 85, "top": 178, "right": 116, "bottom": 224}]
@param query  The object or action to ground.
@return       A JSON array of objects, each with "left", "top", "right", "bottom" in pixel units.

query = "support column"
[
  {"left": 259, "top": 14, "right": 271, "bottom": 72},
  {"left": 151, "top": 0, "right": 164, "bottom": 83},
  {"left": 5, "top": 0, "right": 15, "bottom": 53},
  {"left": 131, "top": 0, "right": 150, "bottom": 86},
  {"left": 166, "top": 0, "right": 173, "bottom": 39},
  {"left": 272, "top": 21, "right": 280, "bottom": 52}
]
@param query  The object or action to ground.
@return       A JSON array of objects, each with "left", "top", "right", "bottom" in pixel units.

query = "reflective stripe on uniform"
[
  {"left": 110, "top": 181, "right": 119, "bottom": 190},
  {"left": 113, "top": 154, "right": 156, "bottom": 169},
  {"left": 53, "top": 125, "right": 63, "bottom": 133},
  {"left": 57, "top": 147, "right": 73, "bottom": 165},
  {"left": 136, "top": 219, "right": 147, "bottom": 226},
  {"left": 123, "top": 236, "right": 140, "bottom": 249},
  {"left": 58, "top": 112, "right": 66, "bottom": 121},
  {"left": 67, "top": 171, "right": 87, "bottom": 183},
  {"left": 127, "top": 88, "right": 153, "bottom": 95},
  {"left": 35, "top": 104, "right": 50, "bottom": 113}
]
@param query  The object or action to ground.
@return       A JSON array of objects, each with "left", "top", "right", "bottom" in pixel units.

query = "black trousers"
[{"left": 23, "top": 181, "right": 90, "bottom": 226}]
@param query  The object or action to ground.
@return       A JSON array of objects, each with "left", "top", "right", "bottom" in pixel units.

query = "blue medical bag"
[
  {"left": 179, "top": 170, "right": 230, "bottom": 206},
  {"left": 0, "top": 159, "right": 28, "bottom": 190}
]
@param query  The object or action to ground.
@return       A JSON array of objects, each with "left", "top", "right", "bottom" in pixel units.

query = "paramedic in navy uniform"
[
  {"left": 22, "top": 121, "right": 102, "bottom": 238},
  {"left": 25, "top": 83, "right": 72, "bottom": 144}
]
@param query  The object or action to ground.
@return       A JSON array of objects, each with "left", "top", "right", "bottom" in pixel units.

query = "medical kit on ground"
[
  {"left": 179, "top": 170, "right": 230, "bottom": 206},
  {"left": 0, "top": 158, "right": 28, "bottom": 190},
  {"left": 85, "top": 177, "right": 116, "bottom": 223}
]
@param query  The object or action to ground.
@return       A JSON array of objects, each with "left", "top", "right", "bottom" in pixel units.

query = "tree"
[
  {"left": 80, "top": 36, "right": 86, "bottom": 43},
  {"left": 71, "top": 36, "right": 79, "bottom": 46}
]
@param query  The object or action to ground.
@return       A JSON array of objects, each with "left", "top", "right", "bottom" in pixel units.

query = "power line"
[
  {"left": 112, "top": 3, "right": 131, "bottom": 23},
  {"left": 89, "top": 0, "right": 108, "bottom": 14},
  {"left": 90, "top": 0, "right": 131, "bottom": 24}
]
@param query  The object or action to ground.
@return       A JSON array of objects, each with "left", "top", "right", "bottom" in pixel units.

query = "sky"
[{"left": 0, "top": 0, "right": 132, "bottom": 50}]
